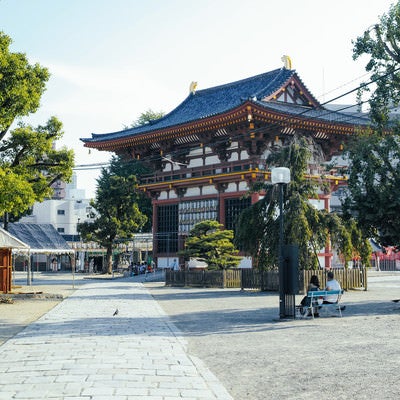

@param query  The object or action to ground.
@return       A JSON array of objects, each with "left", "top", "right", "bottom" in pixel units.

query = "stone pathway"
[{"left": 0, "top": 280, "right": 233, "bottom": 400}]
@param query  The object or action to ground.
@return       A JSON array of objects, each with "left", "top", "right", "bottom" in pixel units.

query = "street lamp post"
[{"left": 271, "top": 167, "right": 291, "bottom": 319}]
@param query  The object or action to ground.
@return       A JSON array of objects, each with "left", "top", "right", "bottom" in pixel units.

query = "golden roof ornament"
[
  {"left": 189, "top": 81, "right": 198, "bottom": 94},
  {"left": 281, "top": 55, "right": 292, "bottom": 70}
]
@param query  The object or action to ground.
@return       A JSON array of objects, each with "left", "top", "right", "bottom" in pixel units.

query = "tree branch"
[{"left": 374, "top": 24, "right": 400, "bottom": 63}]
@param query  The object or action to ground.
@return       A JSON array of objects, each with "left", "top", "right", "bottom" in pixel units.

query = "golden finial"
[
  {"left": 281, "top": 55, "right": 292, "bottom": 69},
  {"left": 189, "top": 81, "right": 198, "bottom": 94}
]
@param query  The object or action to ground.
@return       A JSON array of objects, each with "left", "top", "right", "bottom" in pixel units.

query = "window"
[
  {"left": 57, "top": 227, "right": 65, "bottom": 233},
  {"left": 157, "top": 204, "right": 179, "bottom": 253},
  {"left": 57, "top": 210, "right": 65, "bottom": 215},
  {"left": 225, "top": 197, "right": 251, "bottom": 231}
]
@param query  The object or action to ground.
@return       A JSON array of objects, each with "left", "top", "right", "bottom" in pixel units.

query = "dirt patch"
[{"left": 0, "top": 283, "right": 76, "bottom": 346}]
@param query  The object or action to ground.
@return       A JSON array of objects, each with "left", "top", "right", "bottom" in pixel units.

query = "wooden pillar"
[
  {"left": 0, "top": 249, "right": 12, "bottom": 294},
  {"left": 152, "top": 201, "right": 158, "bottom": 260}
]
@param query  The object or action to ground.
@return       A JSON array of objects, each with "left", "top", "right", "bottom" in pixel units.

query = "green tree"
[
  {"left": 0, "top": 118, "right": 74, "bottom": 228},
  {"left": 125, "top": 109, "right": 164, "bottom": 129},
  {"left": 0, "top": 32, "right": 74, "bottom": 228},
  {"left": 108, "top": 155, "right": 153, "bottom": 232},
  {"left": 345, "top": 1, "right": 400, "bottom": 247},
  {"left": 352, "top": 1, "right": 400, "bottom": 125},
  {"left": 342, "top": 132, "right": 400, "bottom": 247},
  {"left": 0, "top": 32, "right": 49, "bottom": 139},
  {"left": 235, "top": 137, "right": 370, "bottom": 270},
  {"left": 179, "top": 220, "right": 241, "bottom": 270},
  {"left": 78, "top": 161, "right": 147, "bottom": 274}
]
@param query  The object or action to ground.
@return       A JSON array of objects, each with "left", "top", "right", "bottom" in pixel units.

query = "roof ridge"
[
  {"left": 83, "top": 67, "right": 299, "bottom": 142},
  {"left": 118, "top": 68, "right": 289, "bottom": 135},
  {"left": 195, "top": 68, "right": 286, "bottom": 95},
  {"left": 252, "top": 68, "right": 294, "bottom": 100}
]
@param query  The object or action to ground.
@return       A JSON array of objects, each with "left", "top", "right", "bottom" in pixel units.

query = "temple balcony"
[{"left": 138, "top": 159, "right": 347, "bottom": 194}]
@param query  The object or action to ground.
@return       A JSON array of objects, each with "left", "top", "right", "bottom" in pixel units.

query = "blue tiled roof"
[
  {"left": 261, "top": 101, "right": 370, "bottom": 126},
  {"left": 8, "top": 223, "right": 72, "bottom": 252},
  {"left": 82, "top": 68, "right": 294, "bottom": 143}
]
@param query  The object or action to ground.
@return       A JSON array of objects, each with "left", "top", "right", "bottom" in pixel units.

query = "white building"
[{"left": 19, "top": 173, "right": 95, "bottom": 235}]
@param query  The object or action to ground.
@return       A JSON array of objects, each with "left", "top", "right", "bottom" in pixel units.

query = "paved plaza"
[
  {"left": 1, "top": 271, "right": 400, "bottom": 399},
  {"left": 0, "top": 275, "right": 232, "bottom": 400}
]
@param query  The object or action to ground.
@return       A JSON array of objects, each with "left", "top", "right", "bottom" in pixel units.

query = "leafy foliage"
[
  {"left": 78, "top": 157, "right": 148, "bottom": 273},
  {"left": 179, "top": 220, "right": 241, "bottom": 270},
  {"left": 0, "top": 32, "right": 74, "bottom": 227},
  {"left": 345, "top": 2, "right": 400, "bottom": 247},
  {"left": 343, "top": 132, "right": 400, "bottom": 246},
  {"left": 0, "top": 117, "right": 74, "bottom": 226},
  {"left": 352, "top": 1, "right": 400, "bottom": 125},
  {"left": 0, "top": 32, "right": 50, "bottom": 139},
  {"left": 235, "top": 137, "right": 370, "bottom": 270},
  {"left": 126, "top": 109, "right": 165, "bottom": 129},
  {"left": 108, "top": 156, "right": 153, "bottom": 231}
]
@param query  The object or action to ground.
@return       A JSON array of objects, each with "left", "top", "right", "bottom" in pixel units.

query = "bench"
[{"left": 297, "top": 290, "right": 344, "bottom": 319}]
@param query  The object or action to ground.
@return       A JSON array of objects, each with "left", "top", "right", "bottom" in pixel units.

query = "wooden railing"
[
  {"left": 140, "top": 160, "right": 257, "bottom": 185},
  {"left": 165, "top": 268, "right": 368, "bottom": 292}
]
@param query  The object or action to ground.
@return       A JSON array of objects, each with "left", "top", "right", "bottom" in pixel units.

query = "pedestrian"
[{"left": 170, "top": 259, "right": 179, "bottom": 271}]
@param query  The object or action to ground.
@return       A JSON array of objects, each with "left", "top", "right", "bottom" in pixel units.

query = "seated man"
[{"left": 324, "top": 271, "right": 341, "bottom": 304}]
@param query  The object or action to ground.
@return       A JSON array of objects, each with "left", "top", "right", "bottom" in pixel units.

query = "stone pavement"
[{"left": 0, "top": 280, "right": 233, "bottom": 400}]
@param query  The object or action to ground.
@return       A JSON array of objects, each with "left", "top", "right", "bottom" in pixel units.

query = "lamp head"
[{"left": 271, "top": 167, "right": 291, "bottom": 184}]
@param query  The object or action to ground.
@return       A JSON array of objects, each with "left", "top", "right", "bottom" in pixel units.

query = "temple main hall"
[{"left": 82, "top": 64, "right": 369, "bottom": 268}]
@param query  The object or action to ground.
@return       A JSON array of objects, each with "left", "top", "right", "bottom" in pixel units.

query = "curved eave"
[
  {"left": 83, "top": 106, "right": 250, "bottom": 151},
  {"left": 249, "top": 102, "right": 370, "bottom": 137},
  {"left": 83, "top": 101, "right": 370, "bottom": 152}
]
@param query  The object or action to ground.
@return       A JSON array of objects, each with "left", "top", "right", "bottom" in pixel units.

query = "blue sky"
[{"left": 0, "top": 0, "right": 395, "bottom": 197}]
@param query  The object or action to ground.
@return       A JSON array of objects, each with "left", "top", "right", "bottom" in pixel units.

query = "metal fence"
[{"left": 371, "top": 258, "right": 400, "bottom": 272}]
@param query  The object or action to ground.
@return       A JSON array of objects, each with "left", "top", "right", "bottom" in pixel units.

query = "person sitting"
[
  {"left": 308, "top": 275, "right": 320, "bottom": 292},
  {"left": 324, "top": 271, "right": 341, "bottom": 304},
  {"left": 300, "top": 275, "right": 320, "bottom": 316}
]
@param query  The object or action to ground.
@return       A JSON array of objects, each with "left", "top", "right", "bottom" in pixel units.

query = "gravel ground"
[
  {"left": 145, "top": 272, "right": 400, "bottom": 400},
  {"left": 1, "top": 271, "right": 399, "bottom": 399}
]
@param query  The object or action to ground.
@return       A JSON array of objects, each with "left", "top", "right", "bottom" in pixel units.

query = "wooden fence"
[
  {"left": 301, "top": 268, "right": 367, "bottom": 292},
  {"left": 165, "top": 268, "right": 367, "bottom": 292}
]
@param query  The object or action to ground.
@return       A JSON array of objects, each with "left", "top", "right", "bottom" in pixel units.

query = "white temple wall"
[
  {"left": 225, "top": 183, "right": 239, "bottom": 193},
  {"left": 189, "top": 158, "right": 203, "bottom": 168},
  {"left": 202, "top": 185, "right": 218, "bottom": 195},
  {"left": 158, "top": 191, "right": 169, "bottom": 200},
  {"left": 238, "top": 181, "right": 249, "bottom": 191},
  {"left": 228, "top": 152, "right": 238, "bottom": 161},
  {"left": 186, "top": 187, "right": 201, "bottom": 197},
  {"left": 240, "top": 150, "right": 249, "bottom": 159},
  {"left": 205, "top": 155, "right": 219, "bottom": 165}
]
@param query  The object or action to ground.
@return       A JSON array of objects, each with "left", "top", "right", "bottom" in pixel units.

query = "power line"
[
  {"left": 73, "top": 162, "right": 110, "bottom": 171},
  {"left": 316, "top": 72, "right": 371, "bottom": 100},
  {"left": 321, "top": 65, "right": 400, "bottom": 106}
]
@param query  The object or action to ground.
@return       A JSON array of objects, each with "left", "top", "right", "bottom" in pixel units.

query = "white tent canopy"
[
  {"left": 7, "top": 223, "right": 74, "bottom": 254},
  {"left": 0, "top": 227, "right": 30, "bottom": 250}
]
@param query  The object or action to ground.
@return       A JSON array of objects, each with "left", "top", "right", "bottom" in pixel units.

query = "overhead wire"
[{"left": 316, "top": 71, "right": 371, "bottom": 100}]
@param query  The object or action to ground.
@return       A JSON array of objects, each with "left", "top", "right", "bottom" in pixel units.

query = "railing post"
[{"left": 222, "top": 269, "right": 226, "bottom": 288}]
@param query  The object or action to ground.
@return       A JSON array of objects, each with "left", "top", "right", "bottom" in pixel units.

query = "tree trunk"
[
  {"left": 106, "top": 246, "right": 113, "bottom": 274},
  {"left": 3, "top": 212, "right": 9, "bottom": 231}
]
